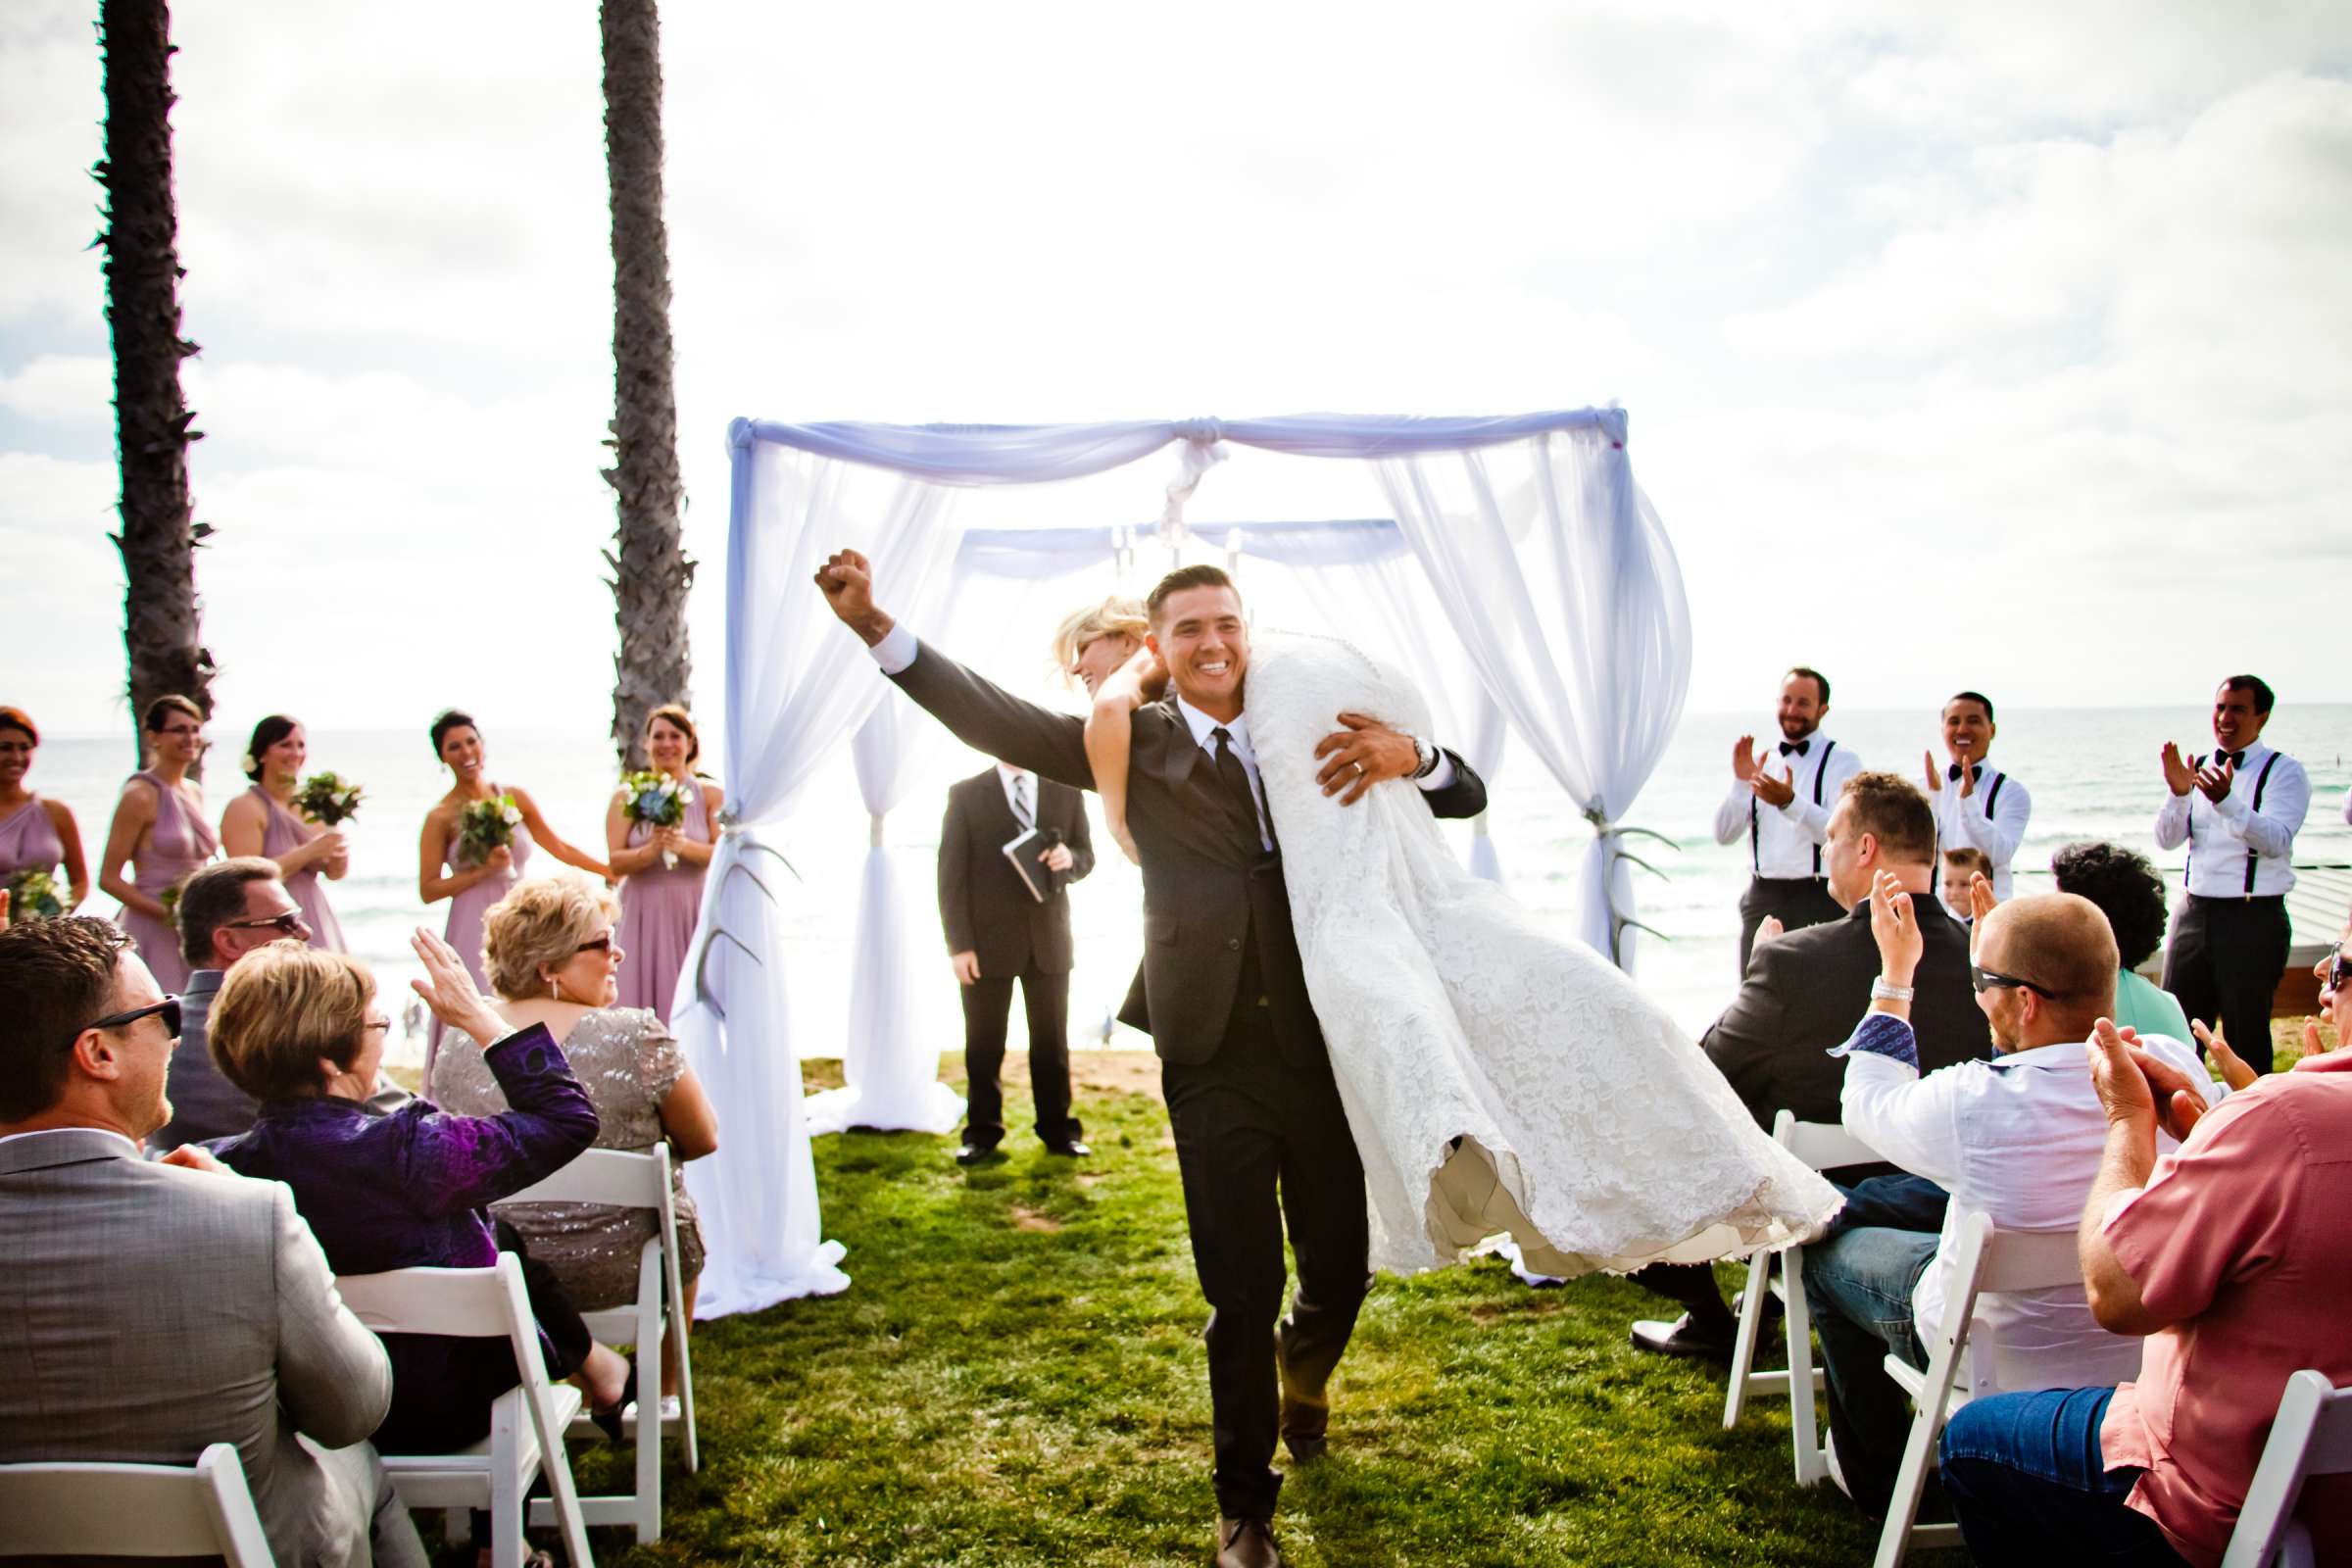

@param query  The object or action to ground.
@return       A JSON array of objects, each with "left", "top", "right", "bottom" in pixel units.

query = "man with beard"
[{"left": 1714, "top": 666, "right": 1861, "bottom": 975}]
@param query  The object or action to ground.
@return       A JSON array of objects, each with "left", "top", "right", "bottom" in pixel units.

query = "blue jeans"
[
  {"left": 1940, "top": 1388, "right": 2186, "bottom": 1564},
  {"left": 1801, "top": 1225, "right": 1936, "bottom": 1515}
]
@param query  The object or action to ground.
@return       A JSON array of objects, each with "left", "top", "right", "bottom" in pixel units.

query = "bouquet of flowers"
[
  {"left": 456, "top": 794, "right": 524, "bottom": 868},
  {"left": 159, "top": 881, "right": 181, "bottom": 929},
  {"left": 3, "top": 866, "right": 63, "bottom": 922},
  {"left": 295, "top": 770, "right": 365, "bottom": 826},
  {"left": 621, "top": 769, "right": 693, "bottom": 869}
]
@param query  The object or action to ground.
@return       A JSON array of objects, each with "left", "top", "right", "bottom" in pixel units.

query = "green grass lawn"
[{"left": 565, "top": 1056, "right": 1908, "bottom": 1568}]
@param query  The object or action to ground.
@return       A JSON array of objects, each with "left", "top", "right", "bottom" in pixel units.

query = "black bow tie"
[
  {"left": 2212, "top": 749, "right": 2247, "bottom": 768},
  {"left": 1948, "top": 762, "right": 1980, "bottom": 783},
  {"left": 1778, "top": 740, "right": 1810, "bottom": 758}
]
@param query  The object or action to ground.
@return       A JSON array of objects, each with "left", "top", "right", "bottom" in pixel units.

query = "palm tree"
[
  {"left": 602, "top": 0, "right": 693, "bottom": 770},
  {"left": 97, "top": 0, "right": 214, "bottom": 770}
]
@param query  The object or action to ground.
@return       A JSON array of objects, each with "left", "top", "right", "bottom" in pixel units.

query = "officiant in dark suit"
[
  {"left": 939, "top": 760, "right": 1096, "bottom": 1164},
  {"left": 819, "top": 551, "right": 1486, "bottom": 1568}
]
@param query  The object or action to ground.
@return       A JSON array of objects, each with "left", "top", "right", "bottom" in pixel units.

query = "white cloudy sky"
[{"left": 4, "top": 0, "right": 2349, "bottom": 748}]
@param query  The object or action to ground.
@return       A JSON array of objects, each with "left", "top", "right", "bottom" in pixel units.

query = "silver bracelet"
[{"left": 1870, "top": 978, "right": 1916, "bottom": 1002}]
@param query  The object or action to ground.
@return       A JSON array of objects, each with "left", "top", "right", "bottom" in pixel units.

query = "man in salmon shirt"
[{"left": 1936, "top": 943, "right": 2352, "bottom": 1564}]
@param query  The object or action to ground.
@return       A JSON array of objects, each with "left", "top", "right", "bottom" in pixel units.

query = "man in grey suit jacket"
[{"left": 0, "top": 915, "right": 423, "bottom": 1568}]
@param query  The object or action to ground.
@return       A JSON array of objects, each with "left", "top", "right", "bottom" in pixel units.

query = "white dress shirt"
[
  {"left": 868, "top": 626, "right": 1459, "bottom": 851},
  {"left": 996, "top": 761, "right": 1036, "bottom": 827},
  {"left": 1710, "top": 734, "right": 1861, "bottom": 879},
  {"left": 1834, "top": 1012, "right": 2219, "bottom": 1396},
  {"left": 2153, "top": 740, "right": 2310, "bottom": 898},
  {"left": 1933, "top": 762, "right": 2032, "bottom": 901}
]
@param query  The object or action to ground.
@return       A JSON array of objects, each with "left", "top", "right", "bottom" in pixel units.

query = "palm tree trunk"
[
  {"left": 603, "top": 0, "right": 693, "bottom": 771},
  {"left": 98, "top": 0, "right": 213, "bottom": 773}
]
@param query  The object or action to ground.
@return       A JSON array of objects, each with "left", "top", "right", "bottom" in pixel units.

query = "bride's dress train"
[{"left": 1246, "top": 633, "right": 1841, "bottom": 1276}]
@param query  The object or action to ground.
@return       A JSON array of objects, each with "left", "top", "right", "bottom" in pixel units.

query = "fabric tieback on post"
[{"left": 1159, "top": 421, "right": 1229, "bottom": 550}]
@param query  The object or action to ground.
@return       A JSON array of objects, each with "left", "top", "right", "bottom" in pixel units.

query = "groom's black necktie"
[{"left": 1210, "top": 727, "right": 1271, "bottom": 853}]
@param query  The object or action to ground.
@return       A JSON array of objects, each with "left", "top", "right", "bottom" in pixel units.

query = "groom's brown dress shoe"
[{"left": 1215, "top": 1516, "right": 1281, "bottom": 1568}]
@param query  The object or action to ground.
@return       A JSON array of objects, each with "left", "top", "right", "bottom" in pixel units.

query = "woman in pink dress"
[
  {"left": 605, "top": 704, "right": 721, "bottom": 1023},
  {"left": 0, "top": 706, "right": 90, "bottom": 920},
  {"left": 219, "top": 714, "right": 349, "bottom": 953},
  {"left": 417, "top": 708, "right": 609, "bottom": 1078},
  {"left": 96, "top": 694, "right": 220, "bottom": 991}
]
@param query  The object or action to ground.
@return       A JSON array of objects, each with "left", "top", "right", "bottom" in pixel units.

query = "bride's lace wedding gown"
[{"left": 1246, "top": 632, "right": 1841, "bottom": 1276}]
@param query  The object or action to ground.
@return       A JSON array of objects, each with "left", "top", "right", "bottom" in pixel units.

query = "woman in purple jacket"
[{"left": 210, "top": 929, "right": 634, "bottom": 1454}]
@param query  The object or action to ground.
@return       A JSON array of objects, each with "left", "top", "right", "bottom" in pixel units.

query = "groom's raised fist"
[{"left": 814, "top": 549, "right": 895, "bottom": 646}]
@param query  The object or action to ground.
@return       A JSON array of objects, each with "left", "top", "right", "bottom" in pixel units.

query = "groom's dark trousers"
[{"left": 885, "top": 639, "right": 1486, "bottom": 1519}]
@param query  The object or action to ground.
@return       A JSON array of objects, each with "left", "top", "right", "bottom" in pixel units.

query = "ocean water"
[{"left": 23, "top": 704, "right": 2350, "bottom": 1067}]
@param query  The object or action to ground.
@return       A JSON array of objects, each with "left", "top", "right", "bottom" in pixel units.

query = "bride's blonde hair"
[{"left": 1050, "top": 596, "right": 1150, "bottom": 686}]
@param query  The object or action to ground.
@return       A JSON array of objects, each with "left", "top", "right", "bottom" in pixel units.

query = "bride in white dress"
[{"left": 1095, "top": 626, "right": 1841, "bottom": 1278}]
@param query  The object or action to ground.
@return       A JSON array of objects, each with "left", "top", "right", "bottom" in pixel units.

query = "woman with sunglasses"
[
  {"left": 220, "top": 715, "right": 349, "bottom": 953},
  {"left": 431, "top": 874, "right": 716, "bottom": 1403},
  {"left": 97, "top": 695, "right": 220, "bottom": 991},
  {"left": 0, "top": 706, "right": 90, "bottom": 920}
]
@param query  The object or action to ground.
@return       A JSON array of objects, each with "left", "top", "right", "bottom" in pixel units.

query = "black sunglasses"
[
  {"left": 2325, "top": 945, "right": 2349, "bottom": 993},
  {"left": 83, "top": 996, "right": 183, "bottom": 1041},
  {"left": 1971, "top": 963, "right": 2056, "bottom": 1001},
  {"left": 574, "top": 936, "right": 614, "bottom": 956},
  {"left": 223, "top": 910, "right": 309, "bottom": 936}
]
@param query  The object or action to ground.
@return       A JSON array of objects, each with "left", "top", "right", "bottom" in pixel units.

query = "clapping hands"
[
  {"left": 2158, "top": 740, "right": 2230, "bottom": 802},
  {"left": 1866, "top": 870, "right": 1924, "bottom": 982},
  {"left": 409, "top": 926, "right": 508, "bottom": 1047},
  {"left": 1732, "top": 735, "right": 1795, "bottom": 806},
  {"left": 2088, "top": 1018, "right": 2211, "bottom": 1144}
]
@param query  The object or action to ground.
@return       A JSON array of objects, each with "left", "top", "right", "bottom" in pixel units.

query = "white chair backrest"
[
  {"left": 337, "top": 1258, "right": 531, "bottom": 1341},
  {"left": 1772, "top": 1109, "right": 1886, "bottom": 1172},
  {"left": 508, "top": 1145, "right": 669, "bottom": 1208},
  {"left": 0, "top": 1442, "right": 273, "bottom": 1566},
  {"left": 1974, "top": 1221, "right": 2084, "bottom": 1295},
  {"left": 2222, "top": 1369, "right": 2352, "bottom": 1568}
]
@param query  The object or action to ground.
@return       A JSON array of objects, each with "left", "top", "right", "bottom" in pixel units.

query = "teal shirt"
[{"left": 2113, "top": 967, "right": 2193, "bottom": 1046}]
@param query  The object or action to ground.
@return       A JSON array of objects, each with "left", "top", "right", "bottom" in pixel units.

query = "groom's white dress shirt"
[{"left": 1711, "top": 734, "right": 1861, "bottom": 879}]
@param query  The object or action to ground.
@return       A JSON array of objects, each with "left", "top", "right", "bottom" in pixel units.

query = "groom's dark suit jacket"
[
  {"left": 890, "top": 644, "right": 1489, "bottom": 1064},
  {"left": 1701, "top": 896, "right": 1990, "bottom": 1129}
]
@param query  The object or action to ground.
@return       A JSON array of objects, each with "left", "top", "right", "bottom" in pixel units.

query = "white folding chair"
[
  {"left": 0, "top": 1441, "right": 273, "bottom": 1566},
  {"left": 336, "top": 1254, "right": 594, "bottom": 1568},
  {"left": 1722, "top": 1110, "right": 1886, "bottom": 1487},
  {"left": 1874, "top": 1208, "right": 2084, "bottom": 1567},
  {"left": 2220, "top": 1368, "right": 2352, "bottom": 1568},
  {"left": 508, "top": 1144, "right": 700, "bottom": 1543}
]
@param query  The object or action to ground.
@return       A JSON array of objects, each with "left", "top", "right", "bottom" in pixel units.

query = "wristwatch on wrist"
[{"left": 1411, "top": 737, "right": 1440, "bottom": 779}]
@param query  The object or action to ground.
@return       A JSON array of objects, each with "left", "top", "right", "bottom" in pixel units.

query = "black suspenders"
[
  {"left": 2186, "top": 753, "right": 2282, "bottom": 897},
  {"left": 1810, "top": 741, "right": 1835, "bottom": 877},
  {"left": 1983, "top": 772, "right": 2004, "bottom": 817},
  {"left": 1751, "top": 740, "right": 1836, "bottom": 879},
  {"left": 2243, "top": 754, "right": 2280, "bottom": 896}
]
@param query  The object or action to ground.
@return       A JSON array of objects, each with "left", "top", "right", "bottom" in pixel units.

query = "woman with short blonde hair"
[
  {"left": 437, "top": 874, "right": 717, "bottom": 1396},
  {"left": 1050, "top": 596, "right": 1150, "bottom": 689},
  {"left": 209, "top": 932, "right": 635, "bottom": 1469}
]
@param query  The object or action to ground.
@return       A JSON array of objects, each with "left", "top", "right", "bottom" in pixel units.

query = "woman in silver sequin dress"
[{"left": 429, "top": 875, "right": 718, "bottom": 1397}]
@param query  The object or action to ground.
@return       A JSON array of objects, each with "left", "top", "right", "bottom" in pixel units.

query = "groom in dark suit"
[
  {"left": 939, "top": 760, "right": 1096, "bottom": 1163},
  {"left": 819, "top": 551, "right": 1487, "bottom": 1568}
]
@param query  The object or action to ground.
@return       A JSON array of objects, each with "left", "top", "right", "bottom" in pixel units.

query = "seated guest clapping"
[
  {"left": 210, "top": 931, "right": 636, "bottom": 1456},
  {"left": 1632, "top": 772, "right": 1990, "bottom": 1360},
  {"left": 1938, "top": 949, "right": 2351, "bottom": 1562},
  {"left": 2050, "top": 841, "right": 2194, "bottom": 1047},
  {"left": 432, "top": 874, "right": 716, "bottom": 1398},
  {"left": 1808, "top": 877, "right": 2220, "bottom": 1516},
  {"left": 0, "top": 916, "right": 424, "bottom": 1568}
]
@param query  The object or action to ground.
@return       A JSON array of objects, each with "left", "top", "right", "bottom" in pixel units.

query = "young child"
[
  {"left": 1942, "top": 845, "right": 1994, "bottom": 919},
  {"left": 1084, "top": 645, "right": 1167, "bottom": 866}
]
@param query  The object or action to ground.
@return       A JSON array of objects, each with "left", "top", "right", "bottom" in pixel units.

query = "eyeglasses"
[
  {"left": 83, "top": 996, "right": 182, "bottom": 1041},
  {"left": 2323, "top": 945, "right": 2350, "bottom": 993},
  {"left": 1971, "top": 963, "right": 2056, "bottom": 1001},
  {"left": 223, "top": 910, "right": 310, "bottom": 936}
]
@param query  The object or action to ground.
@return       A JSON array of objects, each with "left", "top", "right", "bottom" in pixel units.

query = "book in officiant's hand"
[{"left": 1002, "top": 827, "right": 1067, "bottom": 904}]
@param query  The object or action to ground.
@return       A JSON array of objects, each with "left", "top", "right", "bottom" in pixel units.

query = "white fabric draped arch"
[{"left": 678, "top": 409, "right": 1690, "bottom": 1319}]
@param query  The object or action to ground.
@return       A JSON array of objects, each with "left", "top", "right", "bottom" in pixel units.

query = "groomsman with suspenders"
[
  {"left": 1714, "top": 666, "right": 1861, "bottom": 975},
  {"left": 1923, "top": 690, "right": 2032, "bottom": 904},
  {"left": 2155, "top": 674, "right": 2311, "bottom": 1074}
]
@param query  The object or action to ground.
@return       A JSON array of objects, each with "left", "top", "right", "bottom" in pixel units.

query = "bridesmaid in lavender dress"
[
  {"left": 605, "top": 704, "right": 722, "bottom": 1023},
  {"left": 219, "top": 714, "right": 350, "bottom": 953},
  {"left": 95, "top": 695, "right": 219, "bottom": 992},
  {"left": 0, "top": 707, "right": 91, "bottom": 918},
  {"left": 417, "top": 709, "right": 609, "bottom": 1078}
]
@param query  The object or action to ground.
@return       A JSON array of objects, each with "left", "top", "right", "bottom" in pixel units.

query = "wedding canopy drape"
[{"left": 677, "top": 410, "right": 1690, "bottom": 1319}]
